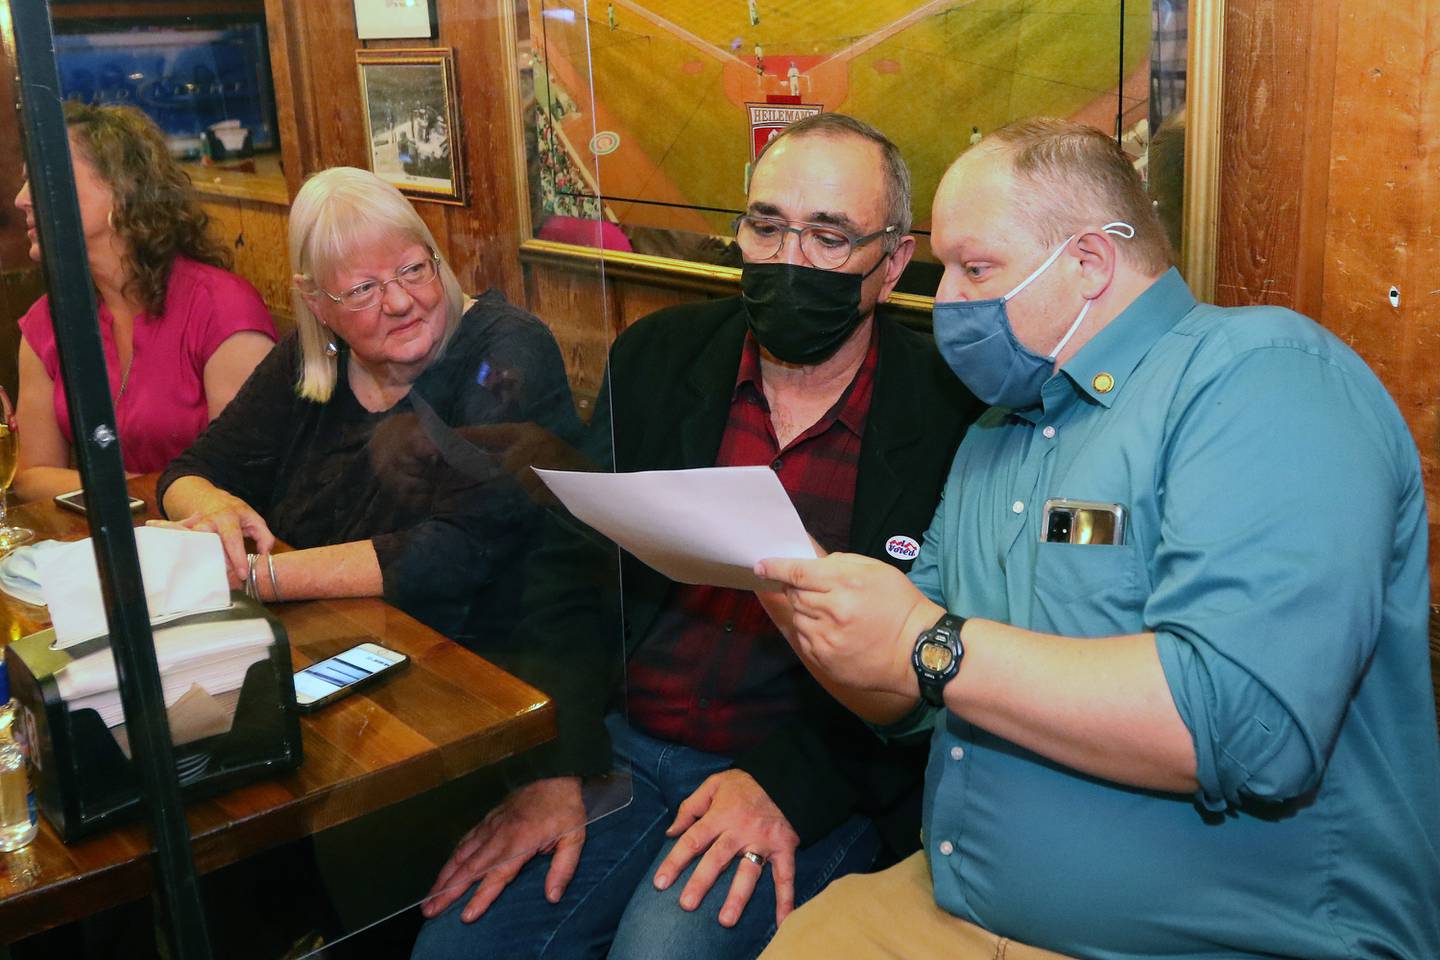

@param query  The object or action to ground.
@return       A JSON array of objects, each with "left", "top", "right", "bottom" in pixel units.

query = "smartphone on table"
[
  {"left": 55, "top": 488, "right": 146, "bottom": 515},
  {"left": 292, "top": 641, "right": 408, "bottom": 712}
]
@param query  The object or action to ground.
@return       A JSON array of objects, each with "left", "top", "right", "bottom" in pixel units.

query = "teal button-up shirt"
[{"left": 902, "top": 270, "right": 1440, "bottom": 959}]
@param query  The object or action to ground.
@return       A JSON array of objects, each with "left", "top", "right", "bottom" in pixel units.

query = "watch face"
[{"left": 918, "top": 639, "right": 954, "bottom": 673}]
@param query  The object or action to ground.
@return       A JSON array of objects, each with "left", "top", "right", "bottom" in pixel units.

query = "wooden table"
[{"left": 0, "top": 478, "right": 555, "bottom": 942}]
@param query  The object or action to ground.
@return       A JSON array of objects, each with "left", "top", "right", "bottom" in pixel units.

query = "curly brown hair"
[{"left": 64, "top": 102, "right": 233, "bottom": 314}]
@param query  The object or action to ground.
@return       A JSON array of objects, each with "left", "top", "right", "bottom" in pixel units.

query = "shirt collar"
[
  {"left": 1061, "top": 267, "right": 1197, "bottom": 409},
  {"left": 734, "top": 331, "right": 765, "bottom": 397},
  {"left": 734, "top": 326, "right": 880, "bottom": 437}
]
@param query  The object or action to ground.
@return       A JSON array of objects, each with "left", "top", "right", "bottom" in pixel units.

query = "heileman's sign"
[{"left": 747, "top": 102, "right": 823, "bottom": 161}]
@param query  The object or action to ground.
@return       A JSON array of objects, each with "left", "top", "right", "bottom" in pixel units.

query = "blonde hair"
[
  {"left": 288, "top": 167, "right": 464, "bottom": 401},
  {"left": 979, "top": 118, "right": 1173, "bottom": 276}
]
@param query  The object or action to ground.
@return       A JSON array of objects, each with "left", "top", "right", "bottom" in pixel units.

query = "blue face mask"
[{"left": 933, "top": 222, "right": 1134, "bottom": 409}]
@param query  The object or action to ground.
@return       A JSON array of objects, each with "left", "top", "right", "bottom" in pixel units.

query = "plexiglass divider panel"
[
  {"left": 0, "top": 1, "right": 1197, "bottom": 955},
  {"left": 0, "top": 0, "right": 630, "bottom": 956}
]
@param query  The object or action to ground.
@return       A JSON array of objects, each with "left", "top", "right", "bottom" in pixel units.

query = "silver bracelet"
[
  {"left": 246, "top": 552, "right": 259, "bottom": 600},
  {"left": 266, "top": 553, "right": 282, "bottom": 603}
]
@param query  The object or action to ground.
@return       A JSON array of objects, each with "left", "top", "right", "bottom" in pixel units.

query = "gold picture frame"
[
  {"left": 509, "top": 1, "right": 1225, "bottom": 307},
  {"left": 357, "top": 48, "right": 466, "bottom": 205},
  {"left": 1182, "top": 0, "right": 1224, "bottom": 302}
]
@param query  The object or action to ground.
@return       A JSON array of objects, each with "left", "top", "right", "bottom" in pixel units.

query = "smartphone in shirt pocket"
[
  {"left": 1033, "top": 499, "right": 1143, "bottom": 620},
  {"left": 1041, "top": 499, "right": 1127, "bottom": 546}
]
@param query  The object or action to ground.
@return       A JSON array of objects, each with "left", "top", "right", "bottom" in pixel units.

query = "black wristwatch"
[{"left": 912, "top": 613, "right": 966, "bottom": 707}]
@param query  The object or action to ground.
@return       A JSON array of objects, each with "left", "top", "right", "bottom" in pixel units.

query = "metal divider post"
[{"left": 6, "top": 3, "right": 215, "bottom": 956}]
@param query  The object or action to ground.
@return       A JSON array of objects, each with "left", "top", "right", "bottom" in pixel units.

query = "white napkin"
[
  {"left": 37, "top": 527, "right": 232, "bottom": 649},
  {"left": 0, "top": 539, "right": 69, "bottom": 606},
  {"left": 55, "top": 617, "right": 273, "bottom": 727}
]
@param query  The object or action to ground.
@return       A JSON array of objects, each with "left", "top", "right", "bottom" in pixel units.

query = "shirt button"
[
  {"left": 1042, "top": 425, "right": 1056, "bottom": 439},
  {"left": 938, "top": 840, "right": 955, "bottom": 856},
  {"left": 1011, "top": 500, "right": 1025, "bottom": 514},
  {"left": 950, "top": 745, "right": 965, "bottom": 761},
  {"left": 771, "top": 459, "right": 782, "bottom": 471},
  {"left": 698, "top": 698, "right": 710, "bottom": 709},
  {"left": 723, "top": 620, "right": 735, "bottom": 633}
]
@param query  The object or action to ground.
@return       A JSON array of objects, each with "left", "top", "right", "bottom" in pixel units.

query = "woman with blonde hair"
[
  {"left": 12, "top": 102, "right": 276, "bottom": 500},
  {"left": 158, "top": 166, "right": 577, "bottom": 645}
]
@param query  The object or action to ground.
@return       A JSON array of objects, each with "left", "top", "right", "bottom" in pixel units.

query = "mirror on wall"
[{"left": 515, "top": 0, "right": 1203, "bottom": 299}]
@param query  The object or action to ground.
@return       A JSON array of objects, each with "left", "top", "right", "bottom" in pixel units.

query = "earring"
[
  {"left": 107, "top": 209, "right": 116, "bottom": 230},
  {"left": 319, "top": 322, "right": 339, "bottom": 358}
]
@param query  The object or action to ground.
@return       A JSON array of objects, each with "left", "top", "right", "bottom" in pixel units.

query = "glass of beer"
[{"left": 0, "top": 387, "right": 34, "bottom": 550}]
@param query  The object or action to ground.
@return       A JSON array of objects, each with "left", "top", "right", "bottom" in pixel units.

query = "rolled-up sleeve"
[{"left": 1146, "top": 345, "right": 1402, "bottom": 810}]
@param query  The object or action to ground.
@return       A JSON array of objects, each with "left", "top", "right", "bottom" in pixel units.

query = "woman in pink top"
[{"left": 11, "top": 103, "right": 276, "bottom": 500}]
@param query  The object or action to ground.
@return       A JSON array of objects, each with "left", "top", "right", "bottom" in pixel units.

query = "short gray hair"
[
  {"left": 758, "top": 112, "right": 913, "bottom": 241},
  {"left": 288, "top": 167, "right": 464, "bottom": 402},
  {"left": 977, "top": 118, "right": 1173, "bottom": 275}
]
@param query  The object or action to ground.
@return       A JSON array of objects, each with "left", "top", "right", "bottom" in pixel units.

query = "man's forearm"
[
  {"left": 833, "top": 599, "right": 1198, "bottom": 789},
  {"left": 944, "top": 619, "right": 1198, "bottom": 793},
  {"left": 760, "top": 553, "right": 1200, "bottom": 793}
]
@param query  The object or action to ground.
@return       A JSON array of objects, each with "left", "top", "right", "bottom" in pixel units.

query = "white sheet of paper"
[{"left": 533, "top": 466, "right": 818, "bottom": 591}]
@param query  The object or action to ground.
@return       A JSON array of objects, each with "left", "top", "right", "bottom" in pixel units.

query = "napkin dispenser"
[{"left": 3, "top": 594, "right": 303, "bottom": 842}]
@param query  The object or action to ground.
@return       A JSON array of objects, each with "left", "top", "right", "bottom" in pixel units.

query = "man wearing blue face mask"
[
  {"left": 412, "top": 113, "right": 982, "bottom": 960},
  {"left": 755, "top": 117, "right": 1439, "bottom": 960}
]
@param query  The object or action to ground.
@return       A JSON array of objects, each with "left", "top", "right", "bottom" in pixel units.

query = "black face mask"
[{"left": 740, "top": 261, "right": 876, "bottom": 365}]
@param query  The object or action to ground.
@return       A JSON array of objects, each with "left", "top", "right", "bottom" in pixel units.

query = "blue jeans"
[{"left": 411, "top": 714, "right": 880, "bottom": 960}]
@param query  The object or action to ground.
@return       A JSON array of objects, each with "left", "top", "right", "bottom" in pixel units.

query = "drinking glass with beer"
[{"left": 0, "top": 388, "right": 35, "bottom": 550}]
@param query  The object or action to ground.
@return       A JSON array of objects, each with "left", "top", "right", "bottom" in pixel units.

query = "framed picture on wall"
[
  {"left": 507, "top": 0, "right": 1223, "bottom": 303},
  {"left": 353, "top": 0, "right": 434, "bottom": 41},
  {"left": 357, "top": 48, "right": 465, "bottom": 204}
]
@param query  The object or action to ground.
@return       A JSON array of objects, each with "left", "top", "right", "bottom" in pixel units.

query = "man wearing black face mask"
[{"left": 413, "top": 114, "right": 982, "bottom": 960}]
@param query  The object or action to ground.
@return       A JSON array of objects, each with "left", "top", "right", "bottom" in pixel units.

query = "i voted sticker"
[{"left": 885, "top": 535, "right": 920, "bottom": 560}]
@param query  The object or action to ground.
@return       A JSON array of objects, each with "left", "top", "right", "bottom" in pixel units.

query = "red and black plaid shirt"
[{"left": 626, "top": 330, "right": 878, "bottom": 755}]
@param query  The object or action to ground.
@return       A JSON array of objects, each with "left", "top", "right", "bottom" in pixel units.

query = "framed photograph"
[
  {"left": 357, "top": 48, "right": 465, "bottom": 204},
  {"left": 353, "top": 0, "right": 433, "bottom": 41}
]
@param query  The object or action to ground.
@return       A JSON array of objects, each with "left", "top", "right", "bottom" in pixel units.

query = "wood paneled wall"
[
  {"left": 1217, "top": 0, "right": 1440, "bottom": 580},
  {"left": 521, "top": 263, "right": 710, "bottom": 413},
  {"left": 263, "top": 0, "right": 528, "bottom": 305},
  {"left": 0, "top": 47, "right": 30, "bottom": 273},
  {"left": 0, "top": 23, "right": 40, "bottom": 398},
  {"left": 199, "top": 198, "right": 294, "bottom": 331}
]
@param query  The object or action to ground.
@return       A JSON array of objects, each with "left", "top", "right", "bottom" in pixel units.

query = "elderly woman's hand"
[{"left": 148, "top": 488, "right": 274, "bottom": 586}]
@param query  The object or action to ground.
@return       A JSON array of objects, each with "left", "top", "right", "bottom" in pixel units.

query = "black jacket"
[{"left": 497, "top": 296, "right": 981, "bottom": 858}]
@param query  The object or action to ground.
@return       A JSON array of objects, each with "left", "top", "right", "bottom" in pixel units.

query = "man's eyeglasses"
[
  {"left": 732, "top": 214, "right": 896, "bottom": 270},
  {"left": 318, "top": 253, "right": 441, "bottom": 311}
]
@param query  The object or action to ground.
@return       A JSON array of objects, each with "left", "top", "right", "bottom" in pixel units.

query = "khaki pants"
[{"left": 759, "top": 852, "right": 1077, "bottom": 960}]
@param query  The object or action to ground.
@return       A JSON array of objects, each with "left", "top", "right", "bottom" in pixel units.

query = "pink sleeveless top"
[{"left": 18, "top": 256, "right": 277, "bottom": 474}]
